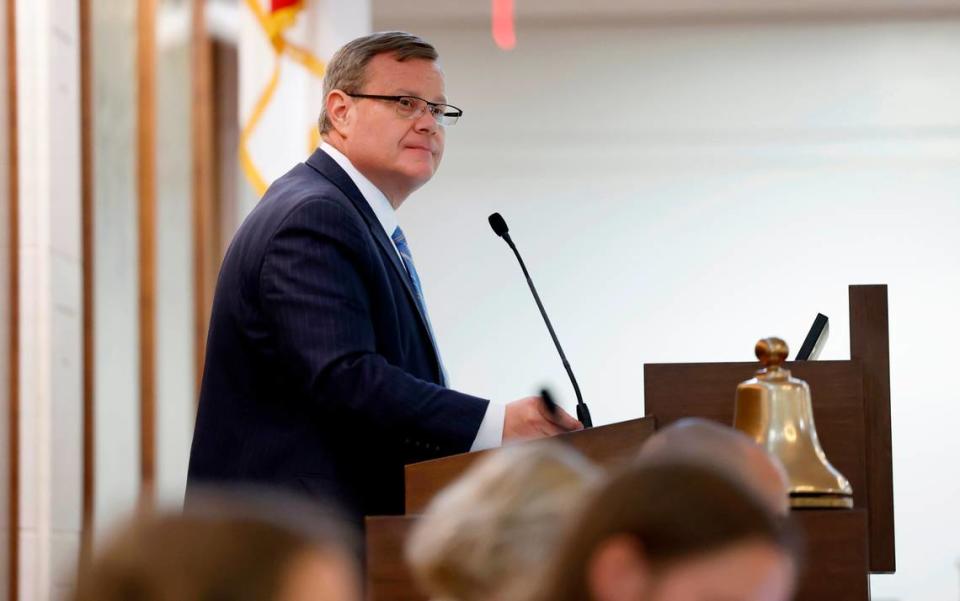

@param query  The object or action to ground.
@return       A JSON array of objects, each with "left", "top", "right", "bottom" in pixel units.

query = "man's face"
[{"left": 338, "top": 53, "right": 447, "bottom": 205}]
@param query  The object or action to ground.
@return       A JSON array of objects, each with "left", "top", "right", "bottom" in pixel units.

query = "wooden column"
[
  {"left": 137, "top": 0, "right": 157, "bottom": 501},
  {"left": 192, "top": 0, "right": 217, "bottom": 399},
  {"left": 849, "top": 284, "right": 895, "bottom": 572},
  {"left": 79, "top": 0, "right": 95, "bottom": 561},
  {"left": 5, "top": 0, "right": 18, "bottom": 596}
]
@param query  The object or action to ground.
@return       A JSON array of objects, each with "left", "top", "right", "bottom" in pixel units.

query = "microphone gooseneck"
[{"left": 487, "top": 213, "right": 593, "bottom": 428}]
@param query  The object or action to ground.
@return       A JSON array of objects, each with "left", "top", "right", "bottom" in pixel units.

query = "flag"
[{"left": 239, "top": 0, "right": 370, "bottom": 198}]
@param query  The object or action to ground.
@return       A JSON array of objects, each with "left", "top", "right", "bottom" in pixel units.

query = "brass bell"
[{"left": 733, "top": 337, "right": 853, "bottom": 509}]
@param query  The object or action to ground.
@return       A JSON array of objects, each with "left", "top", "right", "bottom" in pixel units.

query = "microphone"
[{"left": 488, "top": 212, "right": 593, "bottom": 428}]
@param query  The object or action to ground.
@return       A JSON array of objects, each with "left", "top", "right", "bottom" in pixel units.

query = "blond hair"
[{"left": 406, "top": 442, "right": 598, "bottom": 601}]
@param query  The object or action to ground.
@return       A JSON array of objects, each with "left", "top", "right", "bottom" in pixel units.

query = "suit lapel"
[{"left": 305, "top": 150, "right": 442, "bottom": 376}]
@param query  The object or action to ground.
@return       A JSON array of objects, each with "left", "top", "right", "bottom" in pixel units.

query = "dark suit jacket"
[{"left": 187, "top": 149, "right": 489, "bottom": 519}]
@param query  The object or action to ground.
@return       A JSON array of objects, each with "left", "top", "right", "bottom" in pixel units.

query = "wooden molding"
[
  {"left": 191, "top": 0, "right": 216, "bottom": 401},
  {"left": 5, "top": 0, "right": 18, "bottom": 596},
  {"left": 137, "top": 0, "right": 157, "bottom": 501},
  {"left": 79, "top": 0, "right": 95, "bottom": 565}
]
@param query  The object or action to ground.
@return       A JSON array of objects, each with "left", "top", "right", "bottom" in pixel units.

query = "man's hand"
[{"left": 503, "top": 396, "right": 583, "bottom": 443}]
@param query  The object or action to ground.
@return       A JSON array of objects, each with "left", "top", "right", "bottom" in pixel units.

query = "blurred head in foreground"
[
  {"left": 637, "top": 418, "right": 790, "bottom": 515},
  {"left": 529, "top": 461, "right": 801, "bottom": 601},
  {"left": 72, "top": 489, "right": 361, "bottom": 601},
  {"left": 406, "top": 442, "right": 599, "bottom": 601}
]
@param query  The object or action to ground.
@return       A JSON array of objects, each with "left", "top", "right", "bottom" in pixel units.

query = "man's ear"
[
  {"left": 325, "top": 90, "right": 353, "bottom": 137},
  {"left": 588, "top": 535, "right": 651, "bottom": 601}
]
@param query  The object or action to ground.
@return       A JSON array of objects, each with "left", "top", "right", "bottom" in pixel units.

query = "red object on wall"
[
  {"left": 271, "top": 0, "right": 301, "bottom": 13},
  {"left": 492, "top": 0, "right": 516, "bottom": 50}
]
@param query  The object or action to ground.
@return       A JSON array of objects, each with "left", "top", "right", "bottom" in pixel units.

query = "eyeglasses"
[{"left": 344, "top": 93, "right": 463, "bottom": 126}]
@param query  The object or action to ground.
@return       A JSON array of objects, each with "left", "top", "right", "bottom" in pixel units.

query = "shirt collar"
[{"left": 320, "top": 141, "right": 399, "bottom": 238}]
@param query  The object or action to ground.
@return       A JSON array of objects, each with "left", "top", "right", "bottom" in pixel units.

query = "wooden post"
[
  {"left": 79, "top": 0, "right": 96, "bottom": 566},
  {"left": 192, "top": 0, "right": 217, "bottom": 401},
  {"left": 5, "top": 0, "right": 18, "bottom": 596},
  {"left": 137, "top": 0, "right": 157, "bottom": 502},
  {"left": 849, "top": 284, "right": 895, "bottom": 573}
]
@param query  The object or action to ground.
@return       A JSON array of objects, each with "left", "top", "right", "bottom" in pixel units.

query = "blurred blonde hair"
[{"left": 405, "top": 442, "right": 598, "bottom": 601}]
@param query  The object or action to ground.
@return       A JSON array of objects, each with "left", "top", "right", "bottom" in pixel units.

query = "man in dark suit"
[{"left": 187, "top": 32, "right": 581, "bottom": 520}]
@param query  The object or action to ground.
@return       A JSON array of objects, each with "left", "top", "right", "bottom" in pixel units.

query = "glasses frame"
[{"left": 344, "top": 92, "right": 463, "bottom": 125}]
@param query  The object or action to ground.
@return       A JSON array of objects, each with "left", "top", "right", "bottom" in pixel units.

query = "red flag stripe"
[{"left": 271, "top": 0, "right": 300, "bottom": 13}]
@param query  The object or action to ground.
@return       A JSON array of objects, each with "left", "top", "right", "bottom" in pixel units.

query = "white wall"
[
  {"left": 91, "top": 0, "right": 141, "bottom": 541},
  {"left": 376, "top": 16, "right": 960, "bottom": 601},
  {"left": 91, "top": 0, "right": 200, "bottom": 534},
  {"left": 155, "top": 1, "right": 196, "bottom": 511},
  {"left": 16, "top": 0, "right": 84, "bottom": 598}
]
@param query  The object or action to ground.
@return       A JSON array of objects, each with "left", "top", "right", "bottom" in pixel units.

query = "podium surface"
[{"left": 405, "top": 416, "right": 656, "bottom": 513}]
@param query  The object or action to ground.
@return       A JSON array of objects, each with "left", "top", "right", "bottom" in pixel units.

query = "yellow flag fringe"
[{"left": 239, "top": 0, "right": 326, "bottom": 197}]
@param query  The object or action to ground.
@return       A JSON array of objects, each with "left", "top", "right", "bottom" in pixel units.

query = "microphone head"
[{"left": 488, "top": 213, "right": 509, "bottom": 237}]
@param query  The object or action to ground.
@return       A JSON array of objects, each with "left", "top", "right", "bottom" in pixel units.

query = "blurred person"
[
  {"left": 406, "top": 442, "right": 599, "bottom": 601},
  {"left": 187, "top": 30, "right": 580, "bottom": 522},
  {"left": 72, "top": 490, "right": 360, "bottom": 601},
  {"left": 637, "top": 418, "right": 790, "bottom": 514},
  {"left": 528, "top": 462, "right": 801, "bottom": 601}
]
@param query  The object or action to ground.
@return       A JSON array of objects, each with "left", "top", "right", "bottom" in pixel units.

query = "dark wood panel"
[
  {"left": 849, "top": 284, "right": 895, "bottom": 573},
  {"left": 793, "top": 509, "right": 869, "bottom": 601},
  {"left": 366, "top": 511, "right": 868, "bottom": 601},
  {"left": 644, "top": 360, "right": 868, "bottom": 514},
  {"left": 404, "top": 416, "right": 656, "bottom": 513},
  {"left": 365, "top": 516, "right": 426, "bottom": 601},
  {"left": 137, "top": 0, "right": 157, "bottom": 501},
  {"left": 211, "top": 41, "right": 236, "bottom": 256}
]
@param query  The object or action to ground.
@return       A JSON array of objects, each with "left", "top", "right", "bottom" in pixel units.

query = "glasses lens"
[
  {"left": 395, "top": 97, "right": 423, "bottom": 118},
  {"left": 427, "top": 104, "right": 445, "bottom": 121}
]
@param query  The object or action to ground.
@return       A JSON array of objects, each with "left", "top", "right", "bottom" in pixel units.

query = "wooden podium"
[{"left": 366, "top": 285, "right": 894, "bottom": 601}]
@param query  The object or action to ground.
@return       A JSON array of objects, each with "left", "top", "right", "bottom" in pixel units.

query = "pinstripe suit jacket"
[{"left": 186, "top": 149, "right": 489, "bottom": 519}]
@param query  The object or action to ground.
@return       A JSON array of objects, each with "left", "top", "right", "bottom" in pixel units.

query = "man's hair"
[
  {"left": 636, "top": 417, "right": 790, "bottom": 514},
  {"left": 527, "top": 461, "right": 803, "bottom": 601},
  {"left": 318, "top": 31, "right": 438, "bottom": 135}
]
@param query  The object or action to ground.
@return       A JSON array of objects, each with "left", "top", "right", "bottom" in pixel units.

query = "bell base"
[{"left": 789, "top": 494, "right": 853, "bottom": 509}]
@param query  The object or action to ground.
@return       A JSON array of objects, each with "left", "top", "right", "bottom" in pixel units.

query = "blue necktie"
[{"left": 391, "top": 227, "right": 447, "bottom": 386}]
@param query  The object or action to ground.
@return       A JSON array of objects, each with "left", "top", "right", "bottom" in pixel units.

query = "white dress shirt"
[{"left": 319, "top": 143, "right": 505, "bottom": 451}]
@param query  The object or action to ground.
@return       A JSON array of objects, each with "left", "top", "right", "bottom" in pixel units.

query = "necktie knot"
[{"left": 391, "top": 227, "right": 413, "bottom": 261}]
